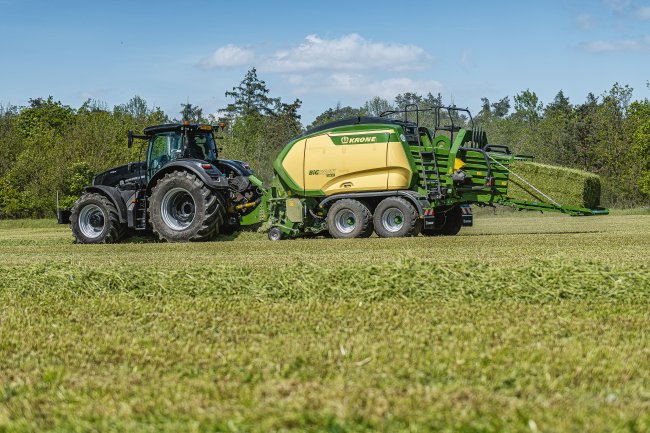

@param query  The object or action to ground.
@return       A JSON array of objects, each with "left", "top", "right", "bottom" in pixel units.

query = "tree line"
[{"left": 0, "top": 69, "right": 648, "bottom": 217}]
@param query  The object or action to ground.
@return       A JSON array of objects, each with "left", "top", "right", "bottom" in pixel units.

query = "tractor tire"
[
  {"left": 149, "top": 171, "right": 225, "bottom": 242},
  {"left": 327, "top": 199, "right": 373, "bottom": 239},
  {"left": 422, "top": 206, "right": 462, "bottom": 236},
  {"left": 373, "top": 197, "right": 419, "bottom": 238},
  {"left": 70, "top": 193, "right": 125, "bottom": 244}
]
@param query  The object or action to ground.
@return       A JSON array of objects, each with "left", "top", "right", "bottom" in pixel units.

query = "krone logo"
[{"left": 339, "top": 135, "right": 377, "bottom": 144}]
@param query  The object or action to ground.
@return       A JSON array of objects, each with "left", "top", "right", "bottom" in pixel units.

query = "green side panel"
[
  {"left": 273, "top": 137, "right": 304, "bottom": 195},
  {"left": 397, "top": 129, "right": 419, "bottom": 189}
]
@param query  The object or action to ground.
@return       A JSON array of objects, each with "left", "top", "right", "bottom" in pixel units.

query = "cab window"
[
  {"left": 185, "top": 133, "right": 217, "bottom": 161},
  {"left": 148, "top": 132, "right": 181, "bottom": 176}
]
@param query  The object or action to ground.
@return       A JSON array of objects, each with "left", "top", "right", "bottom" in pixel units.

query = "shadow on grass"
[
  {"left": 119, "top": 229, "right": 250, "bottom": 244},
  {"left": 460, "top": 230, "right": 603, "bottom": 237}
]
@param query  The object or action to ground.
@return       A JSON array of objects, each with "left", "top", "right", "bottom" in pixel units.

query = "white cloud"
[
  {"left": 200, "top": 35, "right": 440, "bottom": 104},
  {"left": 604, "top": 0, "right": 631, "bottom": 12},
  {"left": 201, "top": 44, "right": 255, "bottom": 68},
  {"left": 636, "top": 6, "right": 650, "bottom": 19},
  {"left": 576, "top": 13, "right": 595, "bottom": 29},
  {"left": 293, "top": 73, "right": 442, "bottom": 100},
  {"left": 262, "top": 34, "right": 431, "bottom": 73},
  {"left": 582, "top": 36, "right": 650, "bottom": 52}
]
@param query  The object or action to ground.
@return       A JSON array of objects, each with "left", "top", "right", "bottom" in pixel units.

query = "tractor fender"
[
  {"left": 146, "top": 160, "right": 229, "bottom": 195},
  {"left": 83, "top": 185, "right": 128, "bottom": 223},
  {"left": 318, "top": 190, "right": 428, "bottom": 216},
  {"left": 215, "top": 159, "right": 254, "bottom": 176}
]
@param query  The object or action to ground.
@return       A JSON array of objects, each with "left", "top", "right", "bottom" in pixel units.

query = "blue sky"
[{"left": 1, "top": 0, "right": 649, "bottom": 123}]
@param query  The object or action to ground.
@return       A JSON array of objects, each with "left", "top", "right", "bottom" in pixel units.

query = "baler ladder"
[
  {"left": 417, "top": 129, "right": 443, "bottom": 200},
  {"left": 404, "top": 104, "right": 443, "bottom": 200}
]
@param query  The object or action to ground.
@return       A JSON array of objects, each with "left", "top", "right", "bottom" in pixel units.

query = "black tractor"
[{"left": 60, "top": 122, "right": 261, "bottom": 243}]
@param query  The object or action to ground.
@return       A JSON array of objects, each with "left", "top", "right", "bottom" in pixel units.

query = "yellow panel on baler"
[
  {"left": 303, "top": 131, "right": 390, "bottom": 195},
  {"left": 387, "top": 141, "right": 412, "bottom": 189},
  {"left": 282, "top": 138, "right": 307, "bottom": 190}
]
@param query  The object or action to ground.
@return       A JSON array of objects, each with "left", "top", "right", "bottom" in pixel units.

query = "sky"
[{"left": 0, "top": 0, "right": 649, "bottom": 124}]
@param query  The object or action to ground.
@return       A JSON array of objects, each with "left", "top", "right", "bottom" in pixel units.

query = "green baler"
[{"left": 240, "top": 105, "right": 607, "bottom": 240}]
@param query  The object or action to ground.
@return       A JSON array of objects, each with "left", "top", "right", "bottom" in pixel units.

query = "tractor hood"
[{"left": 93, "top": 162, "right": 145, "bottom": 187}]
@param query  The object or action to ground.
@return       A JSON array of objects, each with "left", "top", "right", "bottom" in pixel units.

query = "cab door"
[{"left": 146, "top": 133, "right": 181, "bottom": 179}]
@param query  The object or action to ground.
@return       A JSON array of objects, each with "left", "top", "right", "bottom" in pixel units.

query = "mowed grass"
[{"left": 1, "top": 211, "right": 649, "bottom": 432}]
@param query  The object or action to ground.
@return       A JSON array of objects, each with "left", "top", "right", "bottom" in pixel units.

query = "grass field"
[{"left": 1, "top": 211, "right": 649, "bottom": 432}]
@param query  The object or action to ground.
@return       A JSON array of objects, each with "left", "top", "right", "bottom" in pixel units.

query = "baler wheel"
[
  {"left": 268, "top": 227, "right": 283, "bottom": 241},
  {"left": 373, "top": 197, "right": 419, "bottom": 238},
  {"left": 326, "top": 199, "right": 373, "bottom": 239}
]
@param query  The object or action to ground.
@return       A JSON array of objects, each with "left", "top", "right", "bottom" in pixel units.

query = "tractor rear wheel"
[
  {"left": 149, "top": 171, "right": 225, "bottom": 242},
  {"left": 327, "top": 199, "right": 373, "bottom": 239},
  {"left": 422, "top": 206, "right": 462, "bottom": 236},
  {"left": 70, "top": 193, "right": 125, "bottom": 244},
  {"left": 373, "top": 197, "right": 419, "bottom": 238}
]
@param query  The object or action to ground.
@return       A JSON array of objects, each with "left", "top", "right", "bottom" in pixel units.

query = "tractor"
[{"left": 60, "top": 122, "right": 264, "bottom": 243}]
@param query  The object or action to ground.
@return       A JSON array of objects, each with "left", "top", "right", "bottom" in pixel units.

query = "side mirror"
[{"left": 128, "top": 130, "right": 133, "bottom": 148}]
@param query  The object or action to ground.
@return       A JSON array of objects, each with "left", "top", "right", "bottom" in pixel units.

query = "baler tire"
[
  {"left": 149, "top": 171, "right": 225, "bottom": 242},
  {"left": 373, "top": 197, "right": 419, "bottom": 238},
  {"left": 327, "top": 199, "right": 373, "bottom": 239},
  {"left": 422, "top": 206, "right": 462, "bottom": 236},
  {"left": 268, "top": 227, "right": 283, "bottom": 241},
  {"left": 70, "top": 193, "right": 125, "bottom": 244}
]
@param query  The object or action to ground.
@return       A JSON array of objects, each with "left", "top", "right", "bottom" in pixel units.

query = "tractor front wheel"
[
  {"left": 149, "top": 171, "right": 225, "bottom": 242},
  {"left": 70, "top": 193, "right": 125, "bottom": 244},
  {"left": 327, "top": 199, "right": 373, "bottom": 239}
]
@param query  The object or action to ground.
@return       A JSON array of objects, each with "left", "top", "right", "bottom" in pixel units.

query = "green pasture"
[{"left": 1, "top": 211, "right": 649, "bottom": 432}]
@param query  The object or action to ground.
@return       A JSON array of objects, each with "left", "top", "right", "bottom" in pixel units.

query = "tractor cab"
[{"left": 130, "top": 123, "right": 221, "bottom": 181}]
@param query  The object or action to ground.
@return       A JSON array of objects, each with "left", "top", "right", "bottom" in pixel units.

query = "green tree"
[
  {"left": 513, "top": 90, "right": 542, "bottom": 123},
  {"left": 364, "top": 96, "right": 393, "bottom": 117},
  {"left": 627, "top": 99, "right": 650, "bottom": 198},
  {"left": 394, "top": 92, "right": 423, "bottom": 108},
  {"left": 180, "top": 103, "right": 204, "bottom": 123},
  {"left": 491, "top": 97, "right": 511, "bottom": 118},
  {"left": 307, "top": 103, "right": 366, "bottom": 129},
  {"left": 224, "top": 68, "right": 279, "bottom": 117}
]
